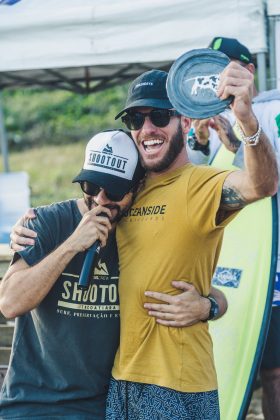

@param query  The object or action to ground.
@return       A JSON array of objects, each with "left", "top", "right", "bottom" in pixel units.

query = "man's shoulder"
[
  {"left": 34, "top": 199, "right": 78, "bottom": 221},
  {"left": 18, "top": 200, "right": 79, "bottom": 264},
  {"left": 253, "top": 89, "right": 280, "bottom": 104},
  {"left": 25, "top": 199, "right": 79, "bottom": 242}
]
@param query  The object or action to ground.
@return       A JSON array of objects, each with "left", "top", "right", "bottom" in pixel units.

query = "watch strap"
[{"left": 202, "top": 295, "right": 220, "bottom": 322}]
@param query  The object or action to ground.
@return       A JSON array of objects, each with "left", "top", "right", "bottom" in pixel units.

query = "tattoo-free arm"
[
  {"left": 0, "top": 205, "right": 111, "bottom": 319},
  {"left": 0, "top": 243, "right": 78, "bottom": 319},
  {"left": 207, "top": 286, "right": 228, "bottom": 321},
  {"left": 143, "top": 281, "right": 227, "bottom": 327}
]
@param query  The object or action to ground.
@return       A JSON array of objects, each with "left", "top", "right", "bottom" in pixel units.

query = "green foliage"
[
  {"left": 2, "top": 84, "right": 128, "bottom": 150},
  {"left": 0, "top": 143, "right": 86, "bottom": 207},
  {"left": 0, "top": 84, "right": 130, "bottom": 207}
]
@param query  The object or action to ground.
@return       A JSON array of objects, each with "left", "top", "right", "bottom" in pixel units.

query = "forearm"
[
  {"left": 239, "top": 115, "right": 278, "bottom": 198},
  {"left": 187, "top": 146, "right": 211, "bottom": 165},
  {"left": 0, "top": 239, "right": 77, "bottom": 318},
  {"left": 208, "top": 287, "right": 228, "bottom": 320}
]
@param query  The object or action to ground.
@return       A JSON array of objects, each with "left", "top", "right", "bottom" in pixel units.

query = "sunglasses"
[
  {"left": 80, "top": 181, "right": 127, "bottom": 202},
  {"left": 121, "top": 109, "right": 180, "bottom": 131}
]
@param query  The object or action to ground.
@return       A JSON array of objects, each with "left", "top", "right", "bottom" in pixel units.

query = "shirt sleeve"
[
  {"left": 186, "top": 166, "right": 239, "bottom": 235},
  {"left": 17, "top": 206, "right": 57, "bottom": 267}
]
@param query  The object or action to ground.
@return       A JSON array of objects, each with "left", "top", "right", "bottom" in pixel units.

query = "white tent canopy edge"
[
  {"left": 0, "top": 0, "right": 276, "bottom": 172},
  {"left": 0, "top": 0, "right": 267, "bottom": 90}
]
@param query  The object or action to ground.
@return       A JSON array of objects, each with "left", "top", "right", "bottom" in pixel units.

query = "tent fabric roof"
[
  {"left": 0, "top": 62, "right": 171, "bottom": 93},
  {"left": 267, "top": 0, "right": 280, "bottom": 16},
  {"left": 0, "top": 0, "right": 268, "bottom": 92}
]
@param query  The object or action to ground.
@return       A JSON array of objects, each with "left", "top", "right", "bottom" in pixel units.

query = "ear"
[
  {"left": 180, "top": 116, "right": 192, "bottom": 134},
  {"left": 246, "top": 63, "right": 255, "bottom": 75}
]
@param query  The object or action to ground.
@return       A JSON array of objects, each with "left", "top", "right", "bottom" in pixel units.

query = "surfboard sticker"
[{"left": 209, "top": 145, "right": 278, "bottom": 420}]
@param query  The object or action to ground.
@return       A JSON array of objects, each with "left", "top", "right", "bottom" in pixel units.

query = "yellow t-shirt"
[{"left": 112, "top": 163, "right": 237, "bottom": 392}]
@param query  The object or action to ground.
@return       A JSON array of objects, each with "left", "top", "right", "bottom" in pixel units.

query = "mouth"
[{"left": 142, "top": 138, "right": 164, "bottom": 153}]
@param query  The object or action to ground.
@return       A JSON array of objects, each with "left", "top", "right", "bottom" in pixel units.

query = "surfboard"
[{"left": 209, "top": 145, "right": 278, "bottom": 420}]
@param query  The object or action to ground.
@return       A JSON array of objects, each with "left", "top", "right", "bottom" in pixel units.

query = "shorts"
[
  {"left": 106, "top": 377, "right": 220, "bottom": 420},
  {"left": 261, "top": 306, "right": 280, "bottom": 369}
]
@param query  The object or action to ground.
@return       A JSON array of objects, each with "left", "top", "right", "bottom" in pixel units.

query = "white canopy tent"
[
  {"left": 0, "top": 0, "right": 268, "bottom": 92},
  {"left": 0, "top": 0, "right": 276, "bottom": 171},
  {"left": 267, "top": 0, "right": 280, "bottom": 89}
]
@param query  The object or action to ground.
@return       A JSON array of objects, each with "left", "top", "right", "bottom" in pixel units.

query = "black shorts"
[{"left": 261, "top": 306, "right": 280, "bottom": 369}]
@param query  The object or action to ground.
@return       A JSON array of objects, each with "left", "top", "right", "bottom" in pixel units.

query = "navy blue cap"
[
  {"left": 115, "top": 70, "right": 173, "bottom": 120},
  {"left": 209, "top": 37, "right": 252, "bottom": 64}
]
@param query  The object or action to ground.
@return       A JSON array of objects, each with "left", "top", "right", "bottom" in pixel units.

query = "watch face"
[
  {"left": 187, "top": 136, "right": 196, "bottom": 150},
  {"left": 209, "top": 297, "right": 219, "bottom": 319}
]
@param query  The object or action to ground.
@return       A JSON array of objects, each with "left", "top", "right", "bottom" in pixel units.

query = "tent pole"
[
  {"left": 268, "top": 17, "right": 276, "bottom": 90},
  {"left": 0, "top": 91, "right": 9, "bottom": 172},
  {"left": 256, "top": 52, "right": 267, "bottom": 92}
]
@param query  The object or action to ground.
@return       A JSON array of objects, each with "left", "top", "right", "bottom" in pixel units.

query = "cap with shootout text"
[
  {"left": 115, "top": 70, "right": 173, "bottom": 119},
  {"left": 73, "top": 130, "right": 145, "bottom": 196}
]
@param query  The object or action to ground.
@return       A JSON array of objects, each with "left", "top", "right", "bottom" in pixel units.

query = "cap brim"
[
  {"left": 115, "top": 98, "right": 173, "bottom": 120},
  {"left": 72, "top": 169, "right": 133, "bottom": 197}
]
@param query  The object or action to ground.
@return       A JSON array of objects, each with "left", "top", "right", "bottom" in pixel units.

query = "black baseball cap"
[
  {"left": 209, "top": 37, "right": 252, "bottom": 64},
  {"left": 73, "top": 130, "right": 145, "bottom": 196},
  {"left": 115, "top": 70, "right": 173, "bottom": 120}
]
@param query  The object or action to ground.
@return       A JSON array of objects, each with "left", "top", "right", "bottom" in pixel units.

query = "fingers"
[
  {"left": 85, "top": 207, "right": 112, "bottom": 229},
  {"left": 171, "top": 280, "right": 194, "bottom": 291},
  {"left": 147, "top": 310, "right": 196, "bottom": 327},
  {"left": 9, "top": 242, "right": 25, "bottom": 252},
  {"left": 144, "top": 281, "right": 203, "bottom": 328},
  {"left": 144, "top": 290, "right": 173, "bottom": 304},
  {"left": 90, "top": 205, "right": 112, "bottom": 220},
  {"left": 24, "top": 208, "right": 36, "bottom": 219},
  {"left": 71, "top": 206, "right": 112, "bottom": 252},
  {"left": 13, "top": 224, "right": 37, "bottom": 239},
  {"left": 97, "top": 223, "right": 109, "bottom": 248},
  {"left": 218, "top": 62, "right": 253, "bottom": 101},
  {"left": 144, "top": 302, "right": 173, "bottom": 313},
  {"left": 10, "top": 213, "right": 38, "bottom": 251},
  {"left": 192, "top": 119, "right": 211, "bottom": 143},
  {"left": 147, "top": 310, "right": 175, "bottom": 320},
  {"left": 156, "top": 319, "right": 194, "bottom": 327},
  {"left": 10, "top": 230, "right": 35, "bottom": 251},
  {"left": 193, "top": 118, "right": 211, "bottom": 128}
]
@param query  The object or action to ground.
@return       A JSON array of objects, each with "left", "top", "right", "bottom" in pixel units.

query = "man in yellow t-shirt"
[{"left": 106, "top": 63, "right": 278, "bottom": 420}]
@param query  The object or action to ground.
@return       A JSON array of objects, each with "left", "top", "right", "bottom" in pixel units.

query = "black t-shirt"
[{"left": 0, "top": 200, "right": 120, "bottom": 419}]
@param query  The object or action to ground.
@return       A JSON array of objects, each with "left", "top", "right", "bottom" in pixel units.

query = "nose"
[
  {"left": 141, "top": 114, "right": 158, "bottom": 133},
  {"left": 94, "top": 189, "right": 112, "bottom": 205}
]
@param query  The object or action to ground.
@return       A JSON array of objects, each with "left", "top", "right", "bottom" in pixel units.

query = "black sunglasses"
[
  {"left": 121, "top": 109, "right": 180, "bottom": 131},
  {"left": 80, "top": 181, "right": 127, "bottom": 202}
]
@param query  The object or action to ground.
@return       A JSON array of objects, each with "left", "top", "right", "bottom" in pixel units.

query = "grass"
[{"left": 0, "top": 142, "right": 86, "bottom": 207}]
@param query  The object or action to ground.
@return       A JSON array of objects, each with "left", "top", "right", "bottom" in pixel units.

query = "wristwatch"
[
  {"left": 202, "top": 295, "right": 220, "bottom": 321},
  {"left": 187, "top": 130, "right": 210, "bottom": 156}
]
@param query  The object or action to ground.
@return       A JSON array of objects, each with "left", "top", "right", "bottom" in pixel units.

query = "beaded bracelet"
[{"left": 235, "top": 122, "right": 262, "bottom": 146}]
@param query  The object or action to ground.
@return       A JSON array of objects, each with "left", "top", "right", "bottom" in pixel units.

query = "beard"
[
  {"left": 139, "top": 123, "right": 185, "bottom": 173},
  {"left": 84, "top": 198, "right": 131, "bottom": 223}
]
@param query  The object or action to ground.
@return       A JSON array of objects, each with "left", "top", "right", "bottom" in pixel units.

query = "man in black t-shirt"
[{"left": 0, "top": 130, "right": 145, "bottom": 419}]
